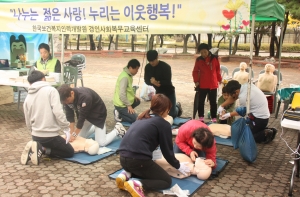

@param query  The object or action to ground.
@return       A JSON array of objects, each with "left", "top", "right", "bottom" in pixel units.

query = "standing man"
[
  {"left": 58, "top": 84, "right": 126, "bottom": 147},
  {"left": 144, "top": 50, "right": 182, "bottom": 118},
  {"left": 113, "top": 59, "right": 141, "bottom": 123},
  {"left": 35, "top": 43, "right": 61, "bottom": 73},
  {"left": 22, "top": 70, "right": 74, "bottom": 165},
  {"left": 218, "top": 80, "right": 275, "bottom": 143}
]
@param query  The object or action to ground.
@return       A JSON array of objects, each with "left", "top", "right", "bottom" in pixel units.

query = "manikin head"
[
  {"left": 265, "top": 64, "right": 275, "bottom": 73},
  {"left": 192, "top": 157, "right": 212, "bottom": 179},
  {"left": 239, "top": 62, "right": 247, "bottom": 71}
]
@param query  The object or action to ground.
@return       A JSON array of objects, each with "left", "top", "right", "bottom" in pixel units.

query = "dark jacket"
[
  {"left": 192, "top": 53, "right": 222, "bottom": 89},
  {"left": 64, "top": 87, "right": 107, "bottom": 129},
  {"left": 144, "top": 60, "right": 175, "bottom": 96},
  {"left": 118, "top": 115, "right": 180, "bottom": 169}
]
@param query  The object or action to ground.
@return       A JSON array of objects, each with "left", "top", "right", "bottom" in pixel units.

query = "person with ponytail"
[{"left": 116, "top": 94, "right": 189, "bottom": 197}]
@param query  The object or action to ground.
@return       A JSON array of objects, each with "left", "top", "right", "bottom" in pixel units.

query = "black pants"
[
  {"left": 248, "top": 116, "right": 269, "bottom": 143},
  {"left": 198, "top": 88, "right": 217, "bottom": 118},
  {"left": 120, "top": 156, "right": 172, "bottom": 190},
  {"left": 32, "top": 135, "right": 74, "bottom": 158}
]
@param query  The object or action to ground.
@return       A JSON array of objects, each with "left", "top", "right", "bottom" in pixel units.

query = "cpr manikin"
[
  {"left": 257, "top": 64, "right": 277, "bottom": 92},
  {"left": 159, "top": 115, "right": 212, "bottom": 180},
  {"left": 208, "top": 124, "right": 231, "bottom": 138},
  {"left": 62, "top": 135, "right": 100, "bottom": 155},
  {"left": 155, "top": 153, "right": 212, "bottom": 180},
  {"left": 233, "top": 62, "right": 249, "bottom": 85}
]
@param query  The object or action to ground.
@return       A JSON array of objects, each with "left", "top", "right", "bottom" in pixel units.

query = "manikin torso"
[
  {"left": 233, "top": 63, "right": 249, "bottom": 85},
  {"left": 155, "top": 153, "right": 212, "bottom": 180},
  {"left": 257, "top": 64, "right": 277, "bottom": 92}
]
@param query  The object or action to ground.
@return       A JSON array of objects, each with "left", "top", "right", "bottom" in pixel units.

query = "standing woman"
[
  {"left": 192, "top": 43, "right": 222, "bottom": 123},
  {"left": 116, "top": 94, "right": 189, "bottom": 197}
]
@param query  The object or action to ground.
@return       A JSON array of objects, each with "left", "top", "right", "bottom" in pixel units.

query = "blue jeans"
[
  {"left": 173, "top": 143, "right": 206, "bottom": 158},
  {"left": 115, "top": 99, "right": 140, "bottom": 123},
  {"left": 167, "top": 92, "right": 178, "bottom": 118}
]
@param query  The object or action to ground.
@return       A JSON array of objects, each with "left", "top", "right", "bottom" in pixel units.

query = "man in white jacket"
[{"left": 21, "top": 70, "right": 74, "bottom": 165}]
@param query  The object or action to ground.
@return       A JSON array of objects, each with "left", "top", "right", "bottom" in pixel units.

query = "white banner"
[{"left": 0, "top": 0, "right": 251, "bottom": 34}]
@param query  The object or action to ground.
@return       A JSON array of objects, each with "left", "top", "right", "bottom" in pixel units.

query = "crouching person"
[{"left": 21, "top": 70, "right": 74, "bottom": 165}]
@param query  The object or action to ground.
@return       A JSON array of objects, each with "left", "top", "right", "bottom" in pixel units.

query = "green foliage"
[{"left": 278, "top": 0, "right": 300, "bottom": 19}]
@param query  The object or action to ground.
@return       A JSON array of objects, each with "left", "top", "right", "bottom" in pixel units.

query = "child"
[{"left": 217, "top": 86, "right": 235, "bottom": 125}]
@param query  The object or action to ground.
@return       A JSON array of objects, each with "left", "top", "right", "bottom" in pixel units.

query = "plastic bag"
[
  {"left": 238, "top": 124, "right": 257, "bottom": 163},
  {"left": 231, "top": 118, "right": 245, "bottom": 149},
  {"left": 140, "top": 82, "right": 156, "bottom": 101},
  {"left": 230, "top": 106, "right": 247, "bottom": 149}
]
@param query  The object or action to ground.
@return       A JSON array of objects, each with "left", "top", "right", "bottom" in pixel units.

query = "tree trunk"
[
  {"left": 89, "top": 35, "right": 96, "bottom": 50},
  {"left": 213, "top": 34, "right": 215, "bottom": 43},
  {"left": 269, "top": 22, "right": 276, "bottom": 57},
  {"left": 244, "top": 33, "right": 247, "bottom": 43},
  {"left": 131, "top": 35, "right": 135, "bottom": 52},
  {"left": 149, "top": 35, "right": 155, "bottom": 50},
  {"left": 64, "top": 34, "right": 69, "bottom": 50},
  {"left": 207, "top": 34, "right": 212, "bottom": 48},
  {"left": 76, "top": 35, "right": 80, "bottom": 50},
  {"left": 183, "top": 34, "right": 191, "bottom": 53},
  {"left": 159, "top": 35, "right": 164, "bottom": 47},
  {"left": 192, "top": 34, "right": 198, "bottom": 48},
  {"left": 97, "top": 35, "right": 102, "bottom": 50},
  {"left": 108, "top": 35, "right": 114, "bottom": 50},
  {"left": 115, "top": 35, "right": 119, "bottom": 50},
  {"left": 232, "top": 35, "right": 239, "bottom": 55},
  {"left": 198, "top": 34, "right": 201, "bottom": 44},
  {"left": 217, "top": 36, "right": 225, "bottom": 48}
]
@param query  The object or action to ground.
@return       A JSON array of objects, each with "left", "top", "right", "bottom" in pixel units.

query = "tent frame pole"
[
  {"left": 60, "top": 34, "right": 64, "bottom": 84},
  {"left": 247, "top": 13, "right": 256, "bottom": 115}
]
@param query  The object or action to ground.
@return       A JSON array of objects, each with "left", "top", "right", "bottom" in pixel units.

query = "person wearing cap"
[
  {"left": 144, "top": 50, "right": 182, "bottom": 118},
  {"left": 217, "top": 80, "right": 275, "bottom": 144},
  {"left": 192, "top": 43, "right": 222, "bottom": 123},
  {"left": 34, "top": 43, "right": 61, "bottom": 73}
]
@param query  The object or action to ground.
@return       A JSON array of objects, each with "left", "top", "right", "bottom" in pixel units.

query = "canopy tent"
[{"left": 247, "top": 0, "right": 285, "bottom": 114}]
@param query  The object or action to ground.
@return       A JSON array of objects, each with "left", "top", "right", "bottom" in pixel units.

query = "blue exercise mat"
[
  {"left": 214, "top": 136, "right": 233, "bottom": 147},
  {"left": 109, "top": 158, "right": 228, "bottom": 196},
  {"left": 62, "top": 138, "right": 121, "bottom": 165},
  {"left": 122, "top": 117, "right": 191, "bottom": 129}
]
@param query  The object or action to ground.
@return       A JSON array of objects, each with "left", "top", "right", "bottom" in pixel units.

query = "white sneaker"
[
  {"left": 20, "top": 141, "right": 33, "bottom": 165},
  {"left": 114, "top": 109, "right": 122, "bottom": 122},
  {"left": 30, "top": 141, "right": 43, "bottom": 165},
  {"left": 115, "top": 122, "right": 126, "bottom": 138}
]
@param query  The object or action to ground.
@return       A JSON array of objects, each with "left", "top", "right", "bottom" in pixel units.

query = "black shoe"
[
  {"left": 176, "top": 102, "right": 183, "bottom": 117},
  {"left": 30, "top": 141, "right": 43, "bottom": 165},
  {"left": 270, "top": 128, "right": 278, "bottom": 140},
  {"left": 263, "top": 129, "right": 274, "bottom": 144}
]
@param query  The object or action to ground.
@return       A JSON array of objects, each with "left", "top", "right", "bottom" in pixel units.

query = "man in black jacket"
[
  {"left": 58, "top": 84, "right": 126, "bottom": 146},
  {"left": 144, "top": 50, "right": 182, "bottom": 118}
]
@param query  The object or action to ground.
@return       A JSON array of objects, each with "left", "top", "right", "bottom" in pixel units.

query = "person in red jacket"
[
  {"left": 192, "top": 43, "right": 222, "bottom": 123},
  {"left": 174, "top": 120, "right": 217, "bottom": 169}
]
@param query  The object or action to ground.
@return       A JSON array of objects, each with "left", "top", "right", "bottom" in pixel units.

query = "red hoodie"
[
  {"left": 175, "top": 120, "right": 217, "bottom": 168},
  {"left": 192, "top": 54, "right": 222, "bottom": 89}
]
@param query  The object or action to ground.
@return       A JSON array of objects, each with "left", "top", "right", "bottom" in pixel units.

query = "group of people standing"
[{"left": 20, "top": 42, "right": 275, "bottom": 197}]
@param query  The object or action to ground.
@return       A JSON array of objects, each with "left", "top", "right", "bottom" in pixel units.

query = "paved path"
[{"left": 1, "top": 57, "right": 300, "bottom": 196}]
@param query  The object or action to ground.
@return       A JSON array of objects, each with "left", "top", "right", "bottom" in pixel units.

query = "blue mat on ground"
[
  {"left": 62, "top": 138, "right": 121, "bottom": 165},
  {"left": 122, "top": 117, "right": 191, "bottom": 129},
  {"left": 109, "top": 158, "right": 228, "bottom": 196},
  {"left": 214, "top": 136, "right": 233, "bottom": 147}
]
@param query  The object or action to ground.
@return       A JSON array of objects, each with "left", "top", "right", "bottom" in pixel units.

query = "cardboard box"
[{"left": 0, "top": 85, "right": 13, "bottom": 105}]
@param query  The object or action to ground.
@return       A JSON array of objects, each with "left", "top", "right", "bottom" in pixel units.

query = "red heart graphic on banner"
[
  {"left": 222, "top": 10, "right": 235, "bottom": 20},
  {"left": 222, "top": 24, "right": 230, "bottom": 31},
  {"left": 242, "top": 20, "right": 250, "bottom": 26},
  {"left": 240, "top": 26, "right": 244, "bottom": 29}
]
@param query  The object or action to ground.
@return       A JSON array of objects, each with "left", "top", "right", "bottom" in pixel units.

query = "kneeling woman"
[
  {"left": 174, "top": 120, "right": 217, "bottom": 169},
  {"left": 116, "top": 94, "right": 189, "bottom": 197}
]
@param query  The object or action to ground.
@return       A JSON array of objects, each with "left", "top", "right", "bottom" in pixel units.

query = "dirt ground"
[{"left": 81, "top": 56, "right": 300, "bottom": 130}]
